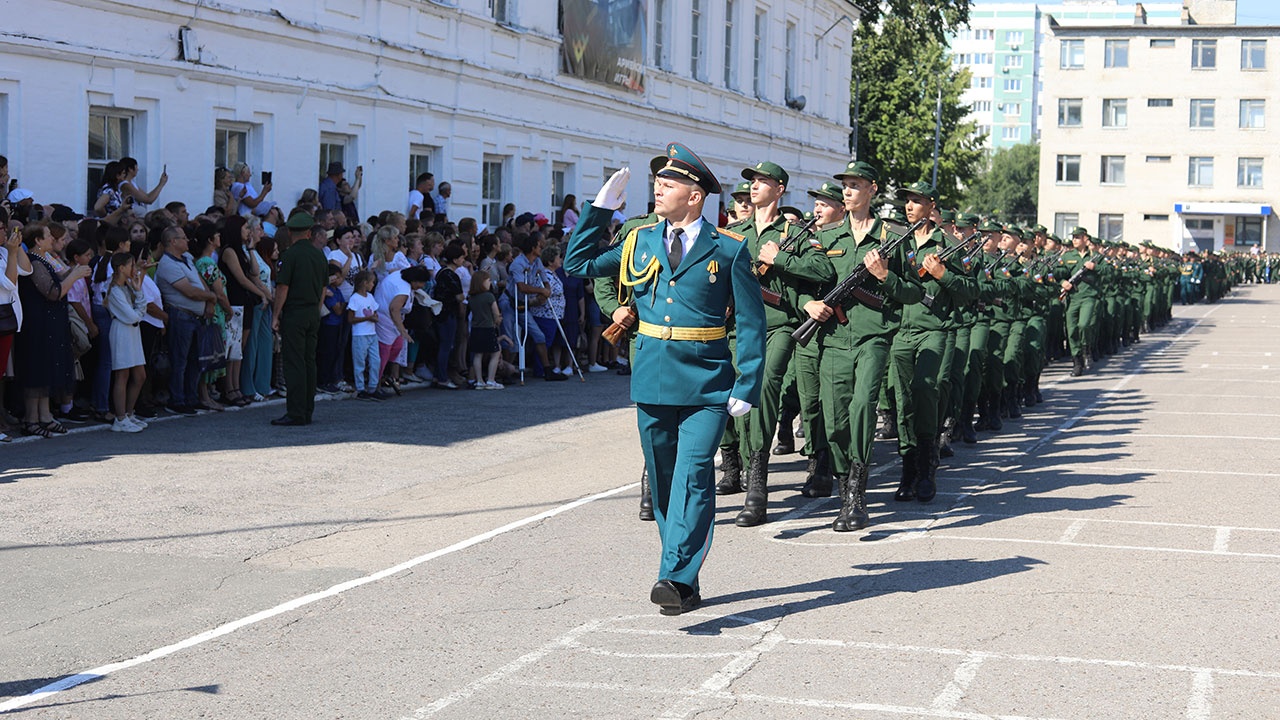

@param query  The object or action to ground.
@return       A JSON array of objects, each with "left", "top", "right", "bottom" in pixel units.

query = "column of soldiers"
[{"left": 603, "top": 157, "right": 1214, "bottom": 533}]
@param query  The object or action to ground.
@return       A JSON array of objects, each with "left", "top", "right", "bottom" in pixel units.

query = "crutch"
[
  {"left": 516, "top": 294, "right": 529, "bottom": 386},
  {"left": 550, "top": 313, "right": 586, "bottom": 382}
]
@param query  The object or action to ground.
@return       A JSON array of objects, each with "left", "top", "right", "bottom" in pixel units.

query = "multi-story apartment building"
[
  {"left": 951, "top": 1, "right": 1182, "bottom": 150},
  {"left": 1038, "top": 0, "right": 1280, "bottom": 252},
  {"left": 0, "top": 0, "right": 859, "bottom": 225}
]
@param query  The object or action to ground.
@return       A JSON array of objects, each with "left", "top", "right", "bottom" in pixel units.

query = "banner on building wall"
[{"left": 560, "top": 0, "right": 647, "bottom": 94}]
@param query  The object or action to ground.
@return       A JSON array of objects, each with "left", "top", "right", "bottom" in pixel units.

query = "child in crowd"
[
  {"left": 106, "top": 252, "right": 149, "bottom": 432},
  {"left": 346, "top": 270, "right": 383, "bottom": 400},
  {"left": 468, "top": 270, "right": 503, "bottom": 389},
  {"left": 318, "top": 262, "right": 347, "bottom": 394}
]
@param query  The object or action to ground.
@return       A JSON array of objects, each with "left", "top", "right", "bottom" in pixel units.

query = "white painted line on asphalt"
[
  {"left": 1124, "top": 433, "right": 1280, "bottom": 442},
  {"left": 931, "top": 652, "right": 986, "bottom": 712},
  {"left": 1185, "top": 669, "right": 1215, "bottom": 720},
  {"left": 1197, "top": 364, "right": 1270, "bottom": 369},
  {"left": 1057, "top": 519, "right": 1088, "bottom": 543},
  {"left": 1138, "top": 392, "right": 1280, "bottom": 400},
  {"left": 925, "top": 534, "right": 1280, "bottom": 560},
  {"left": 1147, "top": 411, "right": 1280, "bottom": 418},
  {"left": 0, "top": 482, "right": 640, "bottom": 714},
  {"left": 1213, "top": 528, "right": 1232, "bottom": 554},
  {"left": 1086, "top": 467, "right": 1280, "bottom": 479},
  {"left": 658, "top": 619, "right": 785, "bottom": 720}
]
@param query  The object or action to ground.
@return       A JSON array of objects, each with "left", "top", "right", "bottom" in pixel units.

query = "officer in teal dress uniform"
[{"left": 564, "top": 143, "right": 767, "bottom": 616}]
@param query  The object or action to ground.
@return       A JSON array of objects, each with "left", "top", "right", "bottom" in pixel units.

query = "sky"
[{"left": 971, "top": 0, "right": 1280, "bottom": 25}]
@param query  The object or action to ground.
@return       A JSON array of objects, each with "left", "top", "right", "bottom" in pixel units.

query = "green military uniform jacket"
[
  {"left": 278, "top": 241, "right": 328, "bottom": 307},
  {"left": 1057, "top": 249, "right": 1101, "bottom": 298},
  {"left": 899, "top": 228, "right": 978, "bottom": 332},
  {"left": 814, "top": 217, "right": 921, "bottom": 348},
  {"left": 741, "top": 215, "right": 835, "bottom": 330}
]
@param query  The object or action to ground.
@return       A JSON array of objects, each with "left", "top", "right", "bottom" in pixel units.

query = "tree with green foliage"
[
  {"left": 965, "top": 143, "right": 1041, "bottom": 224},
  {"left": 850, "top": 12, "right": 986, "bottom": 209}
]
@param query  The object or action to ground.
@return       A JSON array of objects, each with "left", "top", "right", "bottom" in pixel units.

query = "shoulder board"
[{"left": 718, "top": 227, "right": 745, "bottom": 242}]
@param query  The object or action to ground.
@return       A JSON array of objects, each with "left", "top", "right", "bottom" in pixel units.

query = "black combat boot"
[
  {"left": 875, "top": 408, "right": 898, "bottom": 440},
  {"left": 916, "top": 439, "right": 939, "bottom": 503},
  {"left": 1071, "top": 353, "right": 1085, "bottom": 377},
  {"left": 1023, "top": 380, "right": 1038, "bottom": 408},
  {"left": 894, "top": 449, "right": 918, "bottom": 501},
  {"left": 735, "top": 450, "right": 770, "bottom": 527},
  {"left": 987, "top": 392, "right": 1003, "bottom": 432},
  {"left": 1033, "top": 374, "right": 1044, "bottom": 404},
  {"left": 1007, "top": 383, "right": 1023, "bottom": 419},
  {"left": 800, "top": 448, "right": 834, "bottom": 498},
  {"left": 832, "top": 462, "right": 870, "bottom": 532},
  {"left": 772, "top": 409, "right": 796, "bottom": 455},
  {"left": 715, "top": 447, "right": 744, "bottom": 495},
  {"left": 638, "top": 468, "right": 654, "bottom": 521},
  {"left": 973, "top": 397, "right": 992, "bottom": 431},
  {"left": 938, "top": 417, "right": 955, "bottom": 459},
  {"left": 959, "top": 403, "right": 978, "bottom": 444}
]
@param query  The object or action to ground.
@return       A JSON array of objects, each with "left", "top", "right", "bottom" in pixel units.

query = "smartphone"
[{"left": 261, "top": 171, "right": 272, "bottom": 186}]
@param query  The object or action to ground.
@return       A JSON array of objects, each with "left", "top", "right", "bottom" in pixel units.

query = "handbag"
[
  {"left": 196, "top": 319, "right": 227, "bottom": 372},
  {"left": 0, "top": 303, "right": 16, "bottom": 336},
  {"left": 67, "top": 306, "right": 92, "bottom": 357}
]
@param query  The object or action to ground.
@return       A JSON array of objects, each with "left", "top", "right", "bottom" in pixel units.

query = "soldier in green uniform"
[
  {"left": 271, "top": 215, "right": 329, "bottom": 426},
  {"left": 728, "top": 181, "right": 753, "bottom": 225},
  {"left": 998, "top": 226, "right": 1028, "bottom": 419},
  {"left": 732, "top": 161, "right": 835, "bottom": 527},
  {"left": 1058, "top": 227, "right": 1101, "bottom": 376},
  {"left": 957, "top": 214, "right": 990, "bottom": 444},
  {"left": 891, "top": 181, "right": 976, "bottom": 503},
  {"left": 977, "top": 224, "right": 1013, "bottom": 429},
  {"left": 805, "top": 161, "right": 919, "bottom": 530},
  {"left": 937, "top": 211, "right": 979, "bottom": 457},
  {"left": 565, "top": 146, "right": 767, "bottom": 616}
]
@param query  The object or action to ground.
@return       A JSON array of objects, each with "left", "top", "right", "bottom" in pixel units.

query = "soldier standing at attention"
[
  {"left": 732, "top": 161, "right": 834, "bottom": 528},
  {"left": 891, "top": 182, "right": 976, "bottom": 503},
  {"left": 271, "top": 216, "right": 328, "bottom": 426},
  {"left": 565, "top": 146, "right": 766, "bottom": 616},
  {"left": 728, "top": 181, "right": 753, "bottom": 224},
  {"left": 806, "top": 161, "right": 921, "bottom": 530}
]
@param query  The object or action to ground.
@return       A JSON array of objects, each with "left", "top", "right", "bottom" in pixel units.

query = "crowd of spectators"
[{"left": 0, "top": 155, "right": 633, "bottom": 442}]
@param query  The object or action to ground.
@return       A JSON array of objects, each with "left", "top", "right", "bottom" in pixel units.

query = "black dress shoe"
[
  {"left": 650, "top": 580, "right": 702, "bottom": 616},
  {"left": 271, "top": 415, "right": 306, "bottom": 426}
]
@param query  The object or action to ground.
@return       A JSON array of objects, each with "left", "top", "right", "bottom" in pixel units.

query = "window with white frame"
[
  {"left": 1005, "top": 31, "right": 1024, "bottom": 45},
  {"left": 973, "top": 76, "right": 992, "bottom": 89},
  {"left": 215, "top": 123, "right": 250, "bottom": 171},
  {"left": 1003, "top": 78, "right": 1022, "bottom": 92},
  {"left": 481, "top": 156, "right": 506, "bottom": 228},
  {"left": 1060, "top": 39, "right": 1084, "bottom": 68},
  {"left": 88, "top": 108, "right": 134, "bottom": 212},
  {"left": 318, "top": 134, "right": 351, "bottom": 182},
  {"left": 1101, "top": 155, "right": 1126, "bottom": 185},
  {"left": 1239, "top": 99, "right": 1265, "bottom": 129},
  {"left": 1241, "top": 39, "right": 1266, "bottom": 69},
  {"left": 551, "top": 162, "right": 575, "bottom": 215},
  {"left": 1102, "top": 99, "right": 1127, "bottom": 128},
  {"left": 1004, "top": 54, "right": 1023, "bottom": 69},
  {"left": 1192, "top": 39, "right": 1216, "bottom": 68},
  {"left": 1003, "top": 102, "right": 1022, "bottom": 117},
  {"left": 1148, "top": 98, "right": 1173, "bottom": 108},
  {"left": 653, "top": 0, "right": 668, "bottom": 69},
  {"left": 488, "top": 0, "right": 509, "bottom": 24},
  {"left": 408, "top": 145, "right": 437, "bottom": 190},
  {"left": 1002, "top": 125, "right": 1022, "bottom": 142},
  {"left": 1238, "top": 157, "right": 1264, "bottom": 187},
  {"left": 1190, "top": 99, "right": 1215, "bottom": 128},
  {"left": 975, "top": 29, "right": 993, "bottom": 41},
  {"left": 1054, "top": 213, "right": 1079, "bottom": 237},
  {"left": 1056, "top": 154, "right": 1081, "bottom": 184},
  {"left": 1099, "top": 214, "right": 1124, "bottom": 241},
  {"left": 1104, "top": 39, "right": 1129, "bottom": 68},
  {"left": 1188, "top": 156, "right": 1214, "bottom": 187},
  {"left": 973, "top": 100, "right": 993, "bottom": 113},
  {"left": 723, "top": 0, "right": 736, "bottom": 88},
  {"left": 785, "top": 21, "right": 798, "bottom": 101},
  {"left": 976, "top": 52, "right": 993, "bottom": 64},
  {"left": 753, "top": 10, "right": 767, "bottom": 98},
  {"left": 1059, "top": 98, "right": 1082, "bottom": 127},
  {"left": 690, "top": 0, "right": 705, "bottom": 79}
]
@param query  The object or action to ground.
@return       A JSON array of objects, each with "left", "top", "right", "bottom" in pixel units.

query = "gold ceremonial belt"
[{"left": 637, "top": 321, "right": 727, "bottom": 341}]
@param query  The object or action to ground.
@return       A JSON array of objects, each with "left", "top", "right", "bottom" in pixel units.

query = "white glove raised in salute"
[{"left": 594, "top": 167, "right": 630, "bottom": 211}]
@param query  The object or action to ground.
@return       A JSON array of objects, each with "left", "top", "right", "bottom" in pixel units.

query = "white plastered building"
[{"left": 0, "top": 0, "right": 860, "bottom": 225}]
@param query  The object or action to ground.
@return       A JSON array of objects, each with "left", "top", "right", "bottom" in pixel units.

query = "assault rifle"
[
  {"left": 1058, "top": 252, "right": 1106, "bottom": 301},
  {"left": 791, "top": 219, "right": 925, "bottom": 347}
]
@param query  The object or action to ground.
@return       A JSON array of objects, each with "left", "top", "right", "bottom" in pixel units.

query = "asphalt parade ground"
[{"left": 3, "top": 285, "right": 1280, "bottom": 719}]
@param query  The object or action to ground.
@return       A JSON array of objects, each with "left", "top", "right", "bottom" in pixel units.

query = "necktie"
[{"left": 668, "top": 228, "right": 684, "bottom": 271}]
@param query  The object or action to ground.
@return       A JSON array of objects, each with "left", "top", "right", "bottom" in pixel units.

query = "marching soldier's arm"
[
  {"left": 880, "top": 240, "right": 924, "bottom": 305},
  {"left": 772, "top": 240, "right": 837, "bottom": 285},
  {"left": 564, "top": 202, "right": 624, "bottom": 279},
  {"left": 729, "top": 239, "right": 767, "bottom": 407},
  {"left": 938, "top": 257, "right": 978, "bottom": 303}
]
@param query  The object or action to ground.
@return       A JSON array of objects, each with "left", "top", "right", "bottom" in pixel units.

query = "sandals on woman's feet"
[
  {"left": 43, "top": 420, "right": 68, "bottom": 434},
  {"left": 23, "top": 422, "right": 53, "bottom": 439}
]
